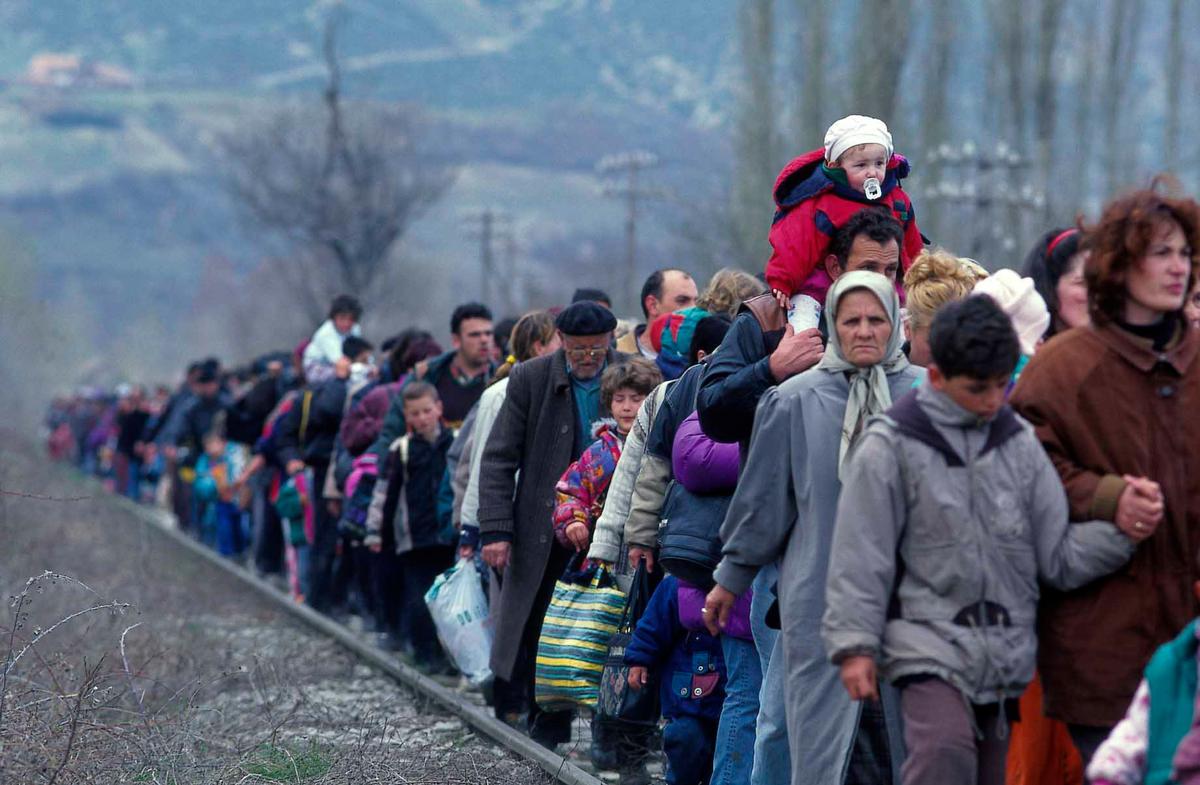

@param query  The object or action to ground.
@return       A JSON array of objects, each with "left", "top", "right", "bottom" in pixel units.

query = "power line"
[
  {"left": 924, "top": 140, "right": 1046, "bottom": 262},
  {"left": 597, "top": 151, "right": 670, "bottom": 290},
  {"left": 463, "top": 209, "right": 513, "bottom": 310}
]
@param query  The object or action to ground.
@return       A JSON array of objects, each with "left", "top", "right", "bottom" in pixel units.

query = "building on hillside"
[{"left": 23, "top": 53, "right": 135, "bottom": 89}]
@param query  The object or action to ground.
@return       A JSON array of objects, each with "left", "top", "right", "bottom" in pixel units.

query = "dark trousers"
[
  {"left": 305, "top": 462, "right": 339, "bottom": 613},
  {"left": 372, "top": 517, "right": 405, "bottom": 637},
  {"left": 251, "top": 476, "right": 284, "bottom": 575},
  {"left": 591, "top": 564, "right": 664, "bottom": 772},
  {"left": 328, "top": 519, "right": 355, "bottom": 613},
  {"left": 372, "top": 549, "right": 403, "bottom": 635},
  {"left": 493, "top": 542, "right": 574, "bottom": 746},
  {"left": 663, "top": 715, "right": 718, "bottom": 785},
  {"left": 1067, "top": 723, "right": 1112, "bottom": 770},
  {"left": 344, "top": 540, "right": 375, "bottom": 618},
  {"left": 396, "top": 545, "right": 454, "bottom": 664},
  {"left": 900, "top": 677, "right": 1011, "bottom": 785},
  {"left": 171, "top": 464, "right": 193, "bottom": 531},
  {"left": 848, "top": 695, "right": 896, "bottom": 785},
  {"left": 114, "top": 453, "right": 139, "bottom": 499}
]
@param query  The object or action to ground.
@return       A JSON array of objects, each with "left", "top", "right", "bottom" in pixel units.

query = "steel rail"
[{"left": 113, "top": 494, "right": 604, "bottom": 785}]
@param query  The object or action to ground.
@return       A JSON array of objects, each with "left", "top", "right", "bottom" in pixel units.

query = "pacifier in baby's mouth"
[{"left": 863, "top": 178, "right": 882, "bottom": 200}]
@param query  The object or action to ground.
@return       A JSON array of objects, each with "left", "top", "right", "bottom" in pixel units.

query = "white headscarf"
[{"left": 816, "top": 270, "right": 910, "bottom": 476}]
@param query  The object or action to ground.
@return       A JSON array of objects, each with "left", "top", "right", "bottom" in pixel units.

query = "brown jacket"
[{"left": 1011, "top": 321, "right": 1200, "bottom": 726}]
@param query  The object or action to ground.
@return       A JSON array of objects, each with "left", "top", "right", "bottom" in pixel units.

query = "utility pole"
[
  {"left": 464, "top": 209, "right": 512, "bottom": 309},
  {"left": 924, "top": 140, "right": 1045, "bottom": 266},
  {"left": 504, "top": 230, "right": 519, "bottom": 316},
  {"left": 597, "top": 151, "right": 668, "bottom": 297}
]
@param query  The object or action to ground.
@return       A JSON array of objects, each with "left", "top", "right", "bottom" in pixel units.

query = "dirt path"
[{"left": 0, "top": 441, "right": 552, "bottom": 784}]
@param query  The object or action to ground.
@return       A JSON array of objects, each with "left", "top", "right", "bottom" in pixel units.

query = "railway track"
[
  {"left": 118, "top": 496, "right": 606, "bottom": 785},
  {"left": 0, "top": 445, "right": 611, "bottom": 784}
]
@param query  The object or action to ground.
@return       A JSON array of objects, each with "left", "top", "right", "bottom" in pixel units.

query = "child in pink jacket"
[{"left": 553, "top": 361, "right": 661, "bottom": 552}]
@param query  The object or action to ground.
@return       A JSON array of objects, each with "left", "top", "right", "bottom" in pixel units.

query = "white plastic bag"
[{"left": 424, "top": 558, "right": 492, "bottom": 684}]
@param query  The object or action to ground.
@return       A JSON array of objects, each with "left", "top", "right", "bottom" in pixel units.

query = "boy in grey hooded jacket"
[{"left": 822, "top": 296, "right": 1140, "bottom": 785}]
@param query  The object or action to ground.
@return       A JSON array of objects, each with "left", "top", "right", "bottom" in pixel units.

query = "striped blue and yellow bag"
[{"left": 535, "top": 557, "right": 627, "bottom": 711}]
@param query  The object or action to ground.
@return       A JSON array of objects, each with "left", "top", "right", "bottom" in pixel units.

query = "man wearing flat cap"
[{"left": 477, "top": 300, "right": 623, "bottom": 746}]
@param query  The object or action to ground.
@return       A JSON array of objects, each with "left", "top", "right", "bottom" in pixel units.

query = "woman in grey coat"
[{"left": 705, "top": 271, "right": 923, "bottom": 785}]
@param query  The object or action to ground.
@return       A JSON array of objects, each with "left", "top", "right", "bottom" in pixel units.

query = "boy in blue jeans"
[{"left": 626, "top": 574, "right": 726, "bottom": 785}]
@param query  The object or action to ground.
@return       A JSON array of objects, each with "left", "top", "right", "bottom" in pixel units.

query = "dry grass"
[{"left": 0, "top": 442, "right": 550, "bottom": 785}]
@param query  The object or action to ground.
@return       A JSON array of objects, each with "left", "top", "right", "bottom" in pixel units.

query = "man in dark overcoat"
[{"left": 477, "top": 301, "right": 621, "bottom": 747}]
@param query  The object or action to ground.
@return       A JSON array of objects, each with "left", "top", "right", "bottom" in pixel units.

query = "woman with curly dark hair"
[{"left": 1011, "top": 180, "right": 1200, "bottom": 767}]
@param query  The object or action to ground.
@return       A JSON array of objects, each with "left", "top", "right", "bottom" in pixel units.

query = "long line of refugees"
[{"left": 46, "top": 114, "right": 1200, "bottom": 785}]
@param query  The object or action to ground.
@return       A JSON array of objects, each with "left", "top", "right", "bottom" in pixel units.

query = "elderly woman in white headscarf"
[{"left": 704, "top": 271, "right": 926, "bottom": 785}]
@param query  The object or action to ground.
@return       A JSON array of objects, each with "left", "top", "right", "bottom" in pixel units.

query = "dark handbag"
[{"left": 595, "top": 564, "right": 660, "bottom": 727}]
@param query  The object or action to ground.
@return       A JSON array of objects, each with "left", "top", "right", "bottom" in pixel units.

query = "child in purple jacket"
[
  {"left": 672, "top": 410, "right": 758, "bottom": 785},
  {"left": 626, "top": 574, "right": 737, "bottom": 785}
]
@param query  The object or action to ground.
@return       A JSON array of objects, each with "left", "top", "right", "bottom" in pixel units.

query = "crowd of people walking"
[{"left": 45, "top": 115, "right": 1200, "bottom": 785}]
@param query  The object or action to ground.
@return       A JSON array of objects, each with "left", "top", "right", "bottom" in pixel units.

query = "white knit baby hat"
[{"left": 824, "top": 115, "right": 894, "bottom": 163}]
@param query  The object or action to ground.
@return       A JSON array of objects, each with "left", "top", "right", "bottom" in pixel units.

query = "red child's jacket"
[{"left": 764, "top": 148, "right": 925, "bottom": 300}]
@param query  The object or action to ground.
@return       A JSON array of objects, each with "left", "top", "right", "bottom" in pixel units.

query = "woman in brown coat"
[{"left": 1011, "top": 183, "right": 1200, "bottom": 765}]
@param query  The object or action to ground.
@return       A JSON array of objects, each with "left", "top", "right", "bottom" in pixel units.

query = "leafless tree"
[
  {"left": 1164, "top": 0, "right": 1184, "bottom": 164},
  {"left": 674, "top": 182, "right": 763, "bottom": 281},
  {"left": 1100, "top": 0, "right": 1145, "bottom": 197},
  {"left": 981, "top": 0, "right": 1063, "bottom": 238},
  {"left": 988, "top": 0, "right": 1029, "bottom": 149},
  {"left": 526, "top": 230, "right": 637, "bottom": 313},
  {"left": 917, "top": 0, "right": 956, "bottom": 242},
  {"left": 732, "top": 0, "right": 778, "bottom": 268},
  {"left": 218, "top": 10, "right": 455, "bottom": 321},
  {"left": 790, "top": 0, "right": 827, "bottom": 148},
  {"left": 1064, "top": 5, "right": 1101, "bottom": 214},
  {"left": 1033, "top": 0, "right": 1065, "bottom": 220},
  {"left": 850, "top": 0, "right": 913, "bottom": 123}
]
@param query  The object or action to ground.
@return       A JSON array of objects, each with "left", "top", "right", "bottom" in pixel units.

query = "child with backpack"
[
  {"left": 766, "top": 114, "right": 924, "bottom": 331},
  {"left": 364, "top": 382, "right": 456, "bottom": 672},
  {"left": 821, "top": 295, "right": 1140, "bottom": 785}
]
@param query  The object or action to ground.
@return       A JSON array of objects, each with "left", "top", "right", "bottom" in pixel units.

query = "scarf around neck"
[{"left": 816, "top": 270, "right": 910, "bottom": 476}]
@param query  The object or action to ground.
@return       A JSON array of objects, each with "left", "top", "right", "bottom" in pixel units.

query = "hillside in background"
[
  {"left": 7, "top": 0, "right": 1187, "bottom": 396},
  {"left": 0, "top": 1, "right": 736, "bottom": 123},
  {"left": 0, "top": 1, "right": 742, "bottom": 384}
]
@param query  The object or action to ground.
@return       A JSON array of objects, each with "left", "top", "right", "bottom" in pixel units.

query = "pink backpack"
[{"left": 344, "top": 453, "right": 379, "bottom": 500}]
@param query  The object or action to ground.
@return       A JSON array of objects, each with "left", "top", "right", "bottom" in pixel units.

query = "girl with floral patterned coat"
[{"left": 553, "top": 360, "right": 662, "bottom": 553}]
